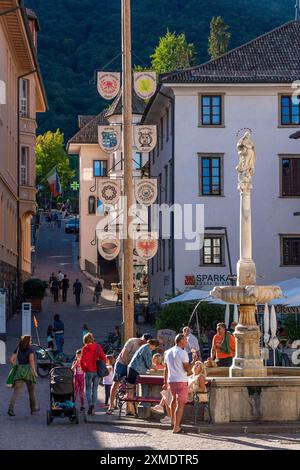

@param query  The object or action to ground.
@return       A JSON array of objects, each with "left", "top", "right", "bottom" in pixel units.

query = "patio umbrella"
[
  {"left": 233, "top": 304, "right": 239, "bottom": 323},
  {"left": 224, "top": 304, "right": 230, "bottom": 328},
  {"left": 263, "top": 303, "right": 270, "bottom": 347},
  {"left": 269, "top": 305, "right": 279, "bottom": 365}
]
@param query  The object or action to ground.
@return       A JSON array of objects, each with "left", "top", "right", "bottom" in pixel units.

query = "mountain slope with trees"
[{"left": 25, "top": 0, "right": 294, "bottom": 141}]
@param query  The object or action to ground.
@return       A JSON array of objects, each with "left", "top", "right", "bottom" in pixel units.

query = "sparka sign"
[{"left": 185, "top": 274, "right": 232, "bottom": 288}]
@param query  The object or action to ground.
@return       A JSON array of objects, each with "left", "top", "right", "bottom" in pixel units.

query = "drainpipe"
[{"left": 158, "top": 91, "right": 175, "bottom": 296}]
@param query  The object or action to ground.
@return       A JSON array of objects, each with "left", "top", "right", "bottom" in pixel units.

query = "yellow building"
[{"left": 0, "top": 0, "right": 47, "bottom": 315}]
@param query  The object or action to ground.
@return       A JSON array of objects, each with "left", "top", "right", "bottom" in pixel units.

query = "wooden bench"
[{"left": 116, "top": 375, "right": 211, "bottom": 424}]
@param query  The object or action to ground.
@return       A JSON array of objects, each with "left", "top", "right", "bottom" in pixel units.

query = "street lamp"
[{"left": 204, "top": 226, "right": 235, "bottom": 285}]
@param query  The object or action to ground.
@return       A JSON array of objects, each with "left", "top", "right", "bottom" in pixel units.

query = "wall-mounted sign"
[
  {"left": 22, "top": 303, "right": 31, "bottom": 336},
  {"left": 133, "top": 72, "right": 156, "bottom": 100},
  {"left": 98, "top": 125, "right": 122, "bottom": 153},
  {"left": 135, "top": 232, "right": 158, "bottom": 261},
  {"left": 134, "top": 179, "right": 157, "bottom": 206},
  {"left": 157, "top": 329, "right": 176, "bottom": 352},
  {"left": 97, "top": 72, "right": 120, "bottom": 100},
  {"left": 98, "top": 234, "right": 120, "bottom": 261},
  {"left": 98, "top": 179, "right": 121, "bottom": 206},
  {"left": 184, "top": 274, "right": 232, "bottom": 288},
  {"left": 134, "top": 125, "right": 157, "bottom": 153}
]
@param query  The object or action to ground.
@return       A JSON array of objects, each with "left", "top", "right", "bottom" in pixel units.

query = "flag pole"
[{"left": 33, "top": 316, "right": 40, "bottom": 346}]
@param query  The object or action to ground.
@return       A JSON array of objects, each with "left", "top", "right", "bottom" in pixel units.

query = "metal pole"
[{"left": 122, "top": 0, "right": 134, "bottom": 340}]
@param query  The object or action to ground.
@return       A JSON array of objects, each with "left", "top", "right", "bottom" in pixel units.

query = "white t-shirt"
[
  {"left": 103, "top": 365, "right": 114, "bottom": 385},
  {"left": 165, "top": 346, "right": 189, "bottom": 383},
  {"left": 57, "top": 272, "right": 64, "bottom": 282}
]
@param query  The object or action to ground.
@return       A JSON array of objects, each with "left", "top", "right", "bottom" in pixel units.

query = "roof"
[
  {"left": 78, "top": 115, "right": 95, "bottom": 129},
  {"left": 68, "top": 110, "right": 109, "bottom": 145},
  {"left": 105, "top": 90, "right": 146, "bottom": 117},
  {"left": 161, "top": 21, "right": 300, "bottom": 84}
]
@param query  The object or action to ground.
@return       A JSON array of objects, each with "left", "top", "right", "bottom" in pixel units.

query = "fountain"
[{"left": 207, "top": 132, "right": 300, "bottom": 423}]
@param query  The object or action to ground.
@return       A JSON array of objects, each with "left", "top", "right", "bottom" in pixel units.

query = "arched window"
[{"left": 88, "top": 196, "right": 96, "bottom": 214}]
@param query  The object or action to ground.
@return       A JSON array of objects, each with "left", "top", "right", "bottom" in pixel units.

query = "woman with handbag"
[
  {"left": 80, "top": 332, "right": 106, "bottom": 415},
  {"left": 7, "top": 335, "right": 39, "bottom": 417}
]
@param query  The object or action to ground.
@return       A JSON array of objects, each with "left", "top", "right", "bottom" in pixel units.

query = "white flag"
[
  {"left": 98, "top": 235, "right": 120, "bottom": 261},
  {"left": 97, "top": 72, "right": 120, "bottom": 100},
  {"left": 98, "top": 125, "right": 121, "bottom": 153},
  {"left": 134, "top": 72, "right": 156, "bottom": 100},
  {"left": 98, "top": 179, "right": 121, "bottom": 206},
  {"left": 134, "top": 179, "right": 157, "bottom": 206},
  {"left": 134, "top": 125, "right": 157, "bottom": 153}
]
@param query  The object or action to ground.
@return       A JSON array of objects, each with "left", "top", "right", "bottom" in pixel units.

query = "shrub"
[
  {"left": 23, "top": 279, "right": 48, "bottom": 300},
  {"left": 283, "top": 315, "right": 300, "bottom": 342},
  {"left": 155, "top": 301, "right": 225, "bottom": 333}
]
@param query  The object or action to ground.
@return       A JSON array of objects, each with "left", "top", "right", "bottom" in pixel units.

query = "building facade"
[
  {"left": 144, "top": 20, "right": 300, "bottom": 303},
  {"left": 0, "top": 1, "right": 47, "bottom": 315},
  {"left": 67, "top": 92, "right": 148, "bottom": 287}
]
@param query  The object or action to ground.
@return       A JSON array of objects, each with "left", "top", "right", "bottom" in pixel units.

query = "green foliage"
[
  {"left": 155, "top": 301, "right": 225, "bottom": 333},
  {"left": 23, "top": 279, "right": 48, "bottom": 299},
  {"left": 25, "top": 0, "right": 293, "bottom": 141},
  {"left": 208, "top": 16, "right": 231, "bottom": 60},
  {"left": 283, "top": 315, "right": 300, "bottom": 341},
  {"left": 150, "top": 30, "right": 195, "bottom": 74},
  {"left": 36, "top": 130, "right": 75, "bottom": 196}
]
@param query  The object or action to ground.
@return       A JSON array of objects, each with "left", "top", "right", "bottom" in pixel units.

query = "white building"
[
  {"left": 67, "top": 92, "right": 148, "bottom": 287},
  {"left": 143, "top": 20, "right": 300, "bottom": 303}
]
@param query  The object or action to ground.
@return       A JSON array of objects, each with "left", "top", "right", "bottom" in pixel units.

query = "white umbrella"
[
  {"left": 233, "top": 304, "right": 239, "bottom": 323},
  {"left": 224, "top": 304, "right": 230, "bottom": 328},
  {"left": 269, "top": 305, "right": 279, "bottom": 365},
  {"left": 263, "top": 303, "right": 270, "bottom": 347}
]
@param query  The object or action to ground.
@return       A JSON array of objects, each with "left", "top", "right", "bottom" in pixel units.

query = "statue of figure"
[{"left": 236, "top": 131, "right": 256, "bottom": 187}]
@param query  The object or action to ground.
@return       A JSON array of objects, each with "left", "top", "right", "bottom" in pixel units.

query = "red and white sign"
[
  {"left": 135, "top": 233, "right": 158, "bottom": 261},
  {"left": 97, "top": 72, "right": 120, "bottom": 100}
]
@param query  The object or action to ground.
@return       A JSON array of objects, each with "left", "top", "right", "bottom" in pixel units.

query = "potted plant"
[{"left": 23, "top": 278, "right": 48, "bottom": 311}]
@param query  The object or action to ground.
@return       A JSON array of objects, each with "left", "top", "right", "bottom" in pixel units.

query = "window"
[
  {"left": 281, "top": 236, "right": 300, "bottom": 265},
  {"left": 199, "top": 155, "right": 222, "bottom": 196},
  {"left": 88, "top": 196, "right": 96, "bottom": 214},
  {"left": 280, "top": 95, "right": 300, "bottom": 126},
  {"left": 20, "top": 147, "right": 29, "bottom": 185},
  {"left": 203, "top": 237, "right": 223, "bottom": 265},
  {"left": 160, "top": 117, "right": 164, "bottom": 150},
  {"left": 200, "top": 95, "right": 222, "bottom": 126},
  {"left": 281, "top": 157, "right": 300, "bottom": 196},
  {"left": 133, "top": 151, "right": 142, "bottom": 170},
  {"left": 166, "top": 108, "right": 170, "bottom": 142},
  {"left": 93, "top": 160, "right": 107, "bottom": 177},
  {"left": 20, "top": 79, "right": 29, "bottom": 117}
]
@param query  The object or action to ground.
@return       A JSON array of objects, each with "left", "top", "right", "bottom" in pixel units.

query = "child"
[
  {"left": 71, "top": 349, "right": 85, "bottom": 411},
  {"left": 47, "top": 325, "right": 54, "bottom": 349},
  {"left": 151, "top": 353, "right": 164, "bottom": 371},
  {"left": 103, "top": 355, "right": 115, "bottom": 406}
]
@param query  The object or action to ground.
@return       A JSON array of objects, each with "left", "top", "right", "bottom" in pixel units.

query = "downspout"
[
  {"left": 17, "top": 69, "right": 37, "bottom": 302},
  {"left": 158, "top": 91, "right": 175, "bottom": 296}
]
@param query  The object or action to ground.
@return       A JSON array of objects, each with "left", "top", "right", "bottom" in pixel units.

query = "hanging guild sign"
[
  {"left": 98, "top": 234, "right": 120, "bottom": 261},
  {"left": 98, "top": 125, "right": 121, "bottom": 153},
  {"left": 135, "top": 232, "right": 158, "bottom": 261},
  {"left": 98, "top": 179, "right": 121, "bottom": 206},
  {"left": 133, "top": 72, "right": 156, "bottom": 100},
  {"left": 134, "top": 125, "right": 157, "bottom": 153},
  {"left": 97, "top": 72, "right": 120, "bottom": 100},
  {"left": 135, "top": 179, "right": 157, "bottom": 206}
]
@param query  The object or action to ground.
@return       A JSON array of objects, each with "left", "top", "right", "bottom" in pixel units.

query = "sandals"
[{"left": 173, "top": 428, "right": 186, "bottom": 434}]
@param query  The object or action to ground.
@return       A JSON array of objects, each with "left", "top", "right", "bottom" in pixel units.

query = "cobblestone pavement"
[{"left": 1, "top": 220, "right": 300, "bottom": 450}]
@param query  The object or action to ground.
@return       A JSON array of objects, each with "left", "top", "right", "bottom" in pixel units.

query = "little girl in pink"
[{"left": 72, "top": 349, "right": 85, "bottom": 411}]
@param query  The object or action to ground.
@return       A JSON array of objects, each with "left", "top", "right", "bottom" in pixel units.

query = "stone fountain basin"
[{"left": 210, "top": 285, "right": 282, "bottom": 305}]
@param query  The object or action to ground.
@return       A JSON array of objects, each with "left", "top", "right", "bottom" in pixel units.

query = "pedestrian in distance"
[
  {"left": 164, "top": 333, "right": 193, "bottom": 434},
  {"left": 53, "top": 314, "right": 64, "bottom": 353},
  {"left": 71, "top": 349, "right": 85, "bottom": 411},
  {"left": 94, "top": 281, "right": 102, "bottom": 305},
  {"left": 103, "top": 355, "right": 115, "bottom": 407},
  {"left": 80, "top": 333, "right": 107, "bottom": 415},
  {"left": 61, "top": 274, "right": 70, "bottom": 302},
  {"left": 183, "top": 326, "right": 201, "bottom": 363},
  {"left": 7, "top": 335, "right": 39, "bottom": 417},
  {"left": 73, "top": 278, "right": 83, "bottom": 306},
  {"left": 51, "top": 277, "right": 60, "bottom": 303},
  {"left": 47, "top": 325, "right": 54, "bottom": 349}
]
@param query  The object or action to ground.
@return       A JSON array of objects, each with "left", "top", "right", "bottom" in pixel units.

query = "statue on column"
[{"left": 236, "top": 131, "right": 256, "bottom": 190}]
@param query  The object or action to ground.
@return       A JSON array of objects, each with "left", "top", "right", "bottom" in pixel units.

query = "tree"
[
  {"left": 150, "top": 30, "right": 195, "bottom": 74},
  {"left": 36, "top": 129, "right": 75, "bottom": 196},
  {"left": 208, "top": 16, "right": 231, "bottom": 60}
]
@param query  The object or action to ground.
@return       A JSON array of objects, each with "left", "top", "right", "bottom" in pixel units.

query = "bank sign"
[{"left": 185, "top": 274, "right": 232, "bottom": 288}]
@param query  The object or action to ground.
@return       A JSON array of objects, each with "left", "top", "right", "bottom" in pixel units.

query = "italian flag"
[{"left": 46, "top": 166, "right": 61, "bottom": 197}]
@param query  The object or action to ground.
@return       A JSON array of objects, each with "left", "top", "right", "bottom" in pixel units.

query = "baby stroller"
[{"left": 47, "top": 366, "right": 79, "bottom": 425}]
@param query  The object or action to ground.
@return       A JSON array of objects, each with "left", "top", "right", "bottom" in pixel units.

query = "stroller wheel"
[
  {"left": 46, "top": 410, "right": 53, "bottom": 425},
  {"left": 38, "top": 365, "right": 50, "bottom": 378}
]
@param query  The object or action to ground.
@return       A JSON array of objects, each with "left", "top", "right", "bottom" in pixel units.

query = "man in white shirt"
[
  {"left": 164, "top": 334, "right": 193, "bottom": 434},
  {"left": 183, "top": 326, "right": 201, "bottom": 362}
]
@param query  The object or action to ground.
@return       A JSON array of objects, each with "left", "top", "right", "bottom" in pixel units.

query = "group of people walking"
[{"left": 49, "top": 271, "right": 83, "bottom": 306}]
